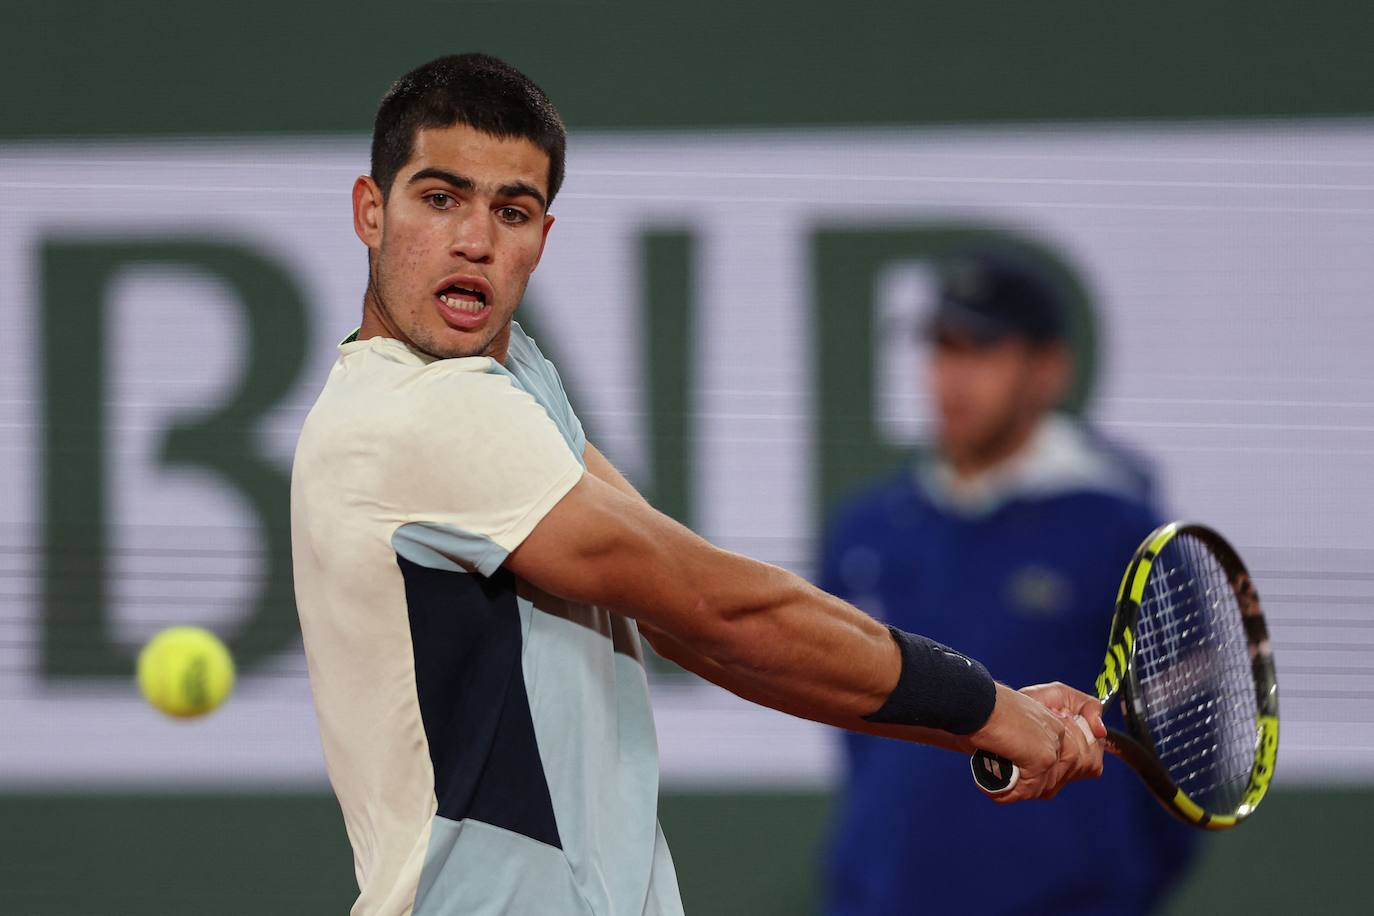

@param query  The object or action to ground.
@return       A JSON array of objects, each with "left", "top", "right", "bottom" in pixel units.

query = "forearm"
[
  {"left": 666, "top": 544, "right": 904, "bottom": 726},
  {"left": 578, "top": 441, "right": 981, "bottom": 740},
  {"left": 641, "top": 617, "right": 975, "bottom": 753}
]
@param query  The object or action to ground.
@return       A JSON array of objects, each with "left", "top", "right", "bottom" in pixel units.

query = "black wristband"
[{"left": 862, "top": 626, "right": 998, "bottom": 735}]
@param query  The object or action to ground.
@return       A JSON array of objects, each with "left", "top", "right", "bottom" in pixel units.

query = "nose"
[{"left": 450, "top": 210, "right": 494, "bottom": 264}]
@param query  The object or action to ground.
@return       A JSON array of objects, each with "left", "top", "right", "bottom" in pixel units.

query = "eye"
[
  {"left": 496, "top": 206, "right": 530, "bottom": 225},
  {"left": 425, "top": 192, "right": 456, "bottom": 210}
]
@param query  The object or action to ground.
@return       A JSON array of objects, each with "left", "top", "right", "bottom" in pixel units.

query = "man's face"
[
  {"left": 353, "top": 123, "right": 555, "bottom": 360},
  {"left": 928, "top": 332, "right": 1068, "bottom": 469}
]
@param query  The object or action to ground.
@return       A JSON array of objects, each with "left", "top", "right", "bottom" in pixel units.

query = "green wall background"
[
  {"left": 3, "top": 1, "right": 1371, "bottom": 139},
  {"left": 4, "top": 2, "right": 1367, "bottom": 913}
]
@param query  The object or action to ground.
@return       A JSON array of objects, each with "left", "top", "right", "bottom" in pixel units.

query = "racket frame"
[
  {"left": 1095, "top": 521, "right": 1279, "bottom": 829},
  {"left": 969, "top": 521, "right": 1279, "bottom": 830}
]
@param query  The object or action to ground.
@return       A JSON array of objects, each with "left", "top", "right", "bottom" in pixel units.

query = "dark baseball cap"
[{"left": 923, "top": 254, "right": 1069, "bottom": 346}]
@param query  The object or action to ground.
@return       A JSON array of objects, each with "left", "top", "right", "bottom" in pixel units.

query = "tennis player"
[{"left": 291, "top": 53, "right": 1105, "bottom": 916}]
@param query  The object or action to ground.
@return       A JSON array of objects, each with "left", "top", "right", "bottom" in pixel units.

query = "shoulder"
[
  {"left": 1026, "top": 419, "right": 1162, "bottom": 524},
  {"left": 1076, "top": 422, "right": 1160, "bottom": 505},
  {"left": 1020, "top": 416, "right": 1161, "bottom": 508},
  {"left": 501, "top": 321, "right": 586, "bottom": 454},
  {"left": 332, "top": 335, "right": 497, "bottom": 393},
  {"left": 1025, "top": 470, "right": 1163, "bottom": 567},
  {"left": 313, "top": 337, "right": 567, "bottom": 455},
  {"left": 504, "top": 320, "right": 544, "bottom": 367},
  {"left": 503, "top": 321, "right": 566, "bottom": 392},
  {"left": 1043, "top": 487, "right": 1160, "bottom": 539},
  {"left": 997, "top": 418, "right": 1164, "bottom": 554}
]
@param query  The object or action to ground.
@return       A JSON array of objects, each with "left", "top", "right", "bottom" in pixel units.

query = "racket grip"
[
  {"left": 970, "top": 715, "right": 1096, "bottom": 795},
  {"left": 971, "top": 751, "right": 1019, "bottom": 794}
]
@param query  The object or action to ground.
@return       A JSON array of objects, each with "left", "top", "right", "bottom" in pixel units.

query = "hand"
[{"left": 968, "top": 682, "right": 1106, "bottom": 803}]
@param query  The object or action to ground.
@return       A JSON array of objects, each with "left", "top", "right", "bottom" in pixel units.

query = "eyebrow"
[{"left": 406, "top": 167, "right": 547, "bottom": 213}]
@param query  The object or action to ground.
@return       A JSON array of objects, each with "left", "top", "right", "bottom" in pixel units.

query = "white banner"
[{"left": 1, "top": 122, "right": 1372, "bottom": 789}]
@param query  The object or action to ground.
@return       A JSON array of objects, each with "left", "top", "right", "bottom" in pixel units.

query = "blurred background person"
[{"left": 818, "top": 252, "right": 1198, "bottom": 916}]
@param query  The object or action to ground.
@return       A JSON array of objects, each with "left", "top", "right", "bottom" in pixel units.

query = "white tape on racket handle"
[{"left": 970, "top": 715, "right": 1096, "bottom": 795}]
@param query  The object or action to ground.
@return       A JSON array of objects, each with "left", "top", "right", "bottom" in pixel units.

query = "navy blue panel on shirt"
[{"left": 397, "top": 556, "right": 561, "bottom": 849}]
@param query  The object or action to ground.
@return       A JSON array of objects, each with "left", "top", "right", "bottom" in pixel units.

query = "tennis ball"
[{"left": 136, "top": 626, "right": 235, "bottom": 719}]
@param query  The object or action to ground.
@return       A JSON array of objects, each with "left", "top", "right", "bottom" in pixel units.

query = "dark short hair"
[{"left": 370, "top": 53, "right": 566, "bottom": 207}]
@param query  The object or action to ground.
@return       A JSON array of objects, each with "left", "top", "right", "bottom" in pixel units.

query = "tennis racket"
[{"left": 970, "top": 521, "right": 1279, "bottom": 830}]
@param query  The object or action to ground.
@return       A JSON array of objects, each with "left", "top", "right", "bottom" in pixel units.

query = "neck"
[
  {"left": 357, "top": 280, "right": 407, "bottom": 347},
  {"left": 480, "top": 322, "right": 513, "bottom": 364},
  {"left": 947, "top": 417, "right": 1041, "bottom": 482}
]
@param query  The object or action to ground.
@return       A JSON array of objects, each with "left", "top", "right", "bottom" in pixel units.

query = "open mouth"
[
  {"left": 433, "top": 275, "right": 494, "bottom": 330},
  {"left": 437, "top": 283, "right": 487, "bottom": 313}
]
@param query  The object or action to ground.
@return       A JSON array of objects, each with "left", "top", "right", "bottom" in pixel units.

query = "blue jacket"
[{"left": 820, "top": 419, "right": 1198, "bottom": 916}]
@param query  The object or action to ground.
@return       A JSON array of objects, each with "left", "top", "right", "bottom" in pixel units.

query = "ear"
[
  {"left": 1036, "top": 344, "right": 1074, "bottom": 409},
  {"left": 530, "top": 213, "right": 556, "bottom": 272},
  {"left": 353, "top": 176, "right": 385, "bottom": 252}
]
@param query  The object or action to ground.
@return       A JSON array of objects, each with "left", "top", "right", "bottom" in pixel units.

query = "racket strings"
[
  {"left": 1142, "top": 584, "right": 1255, "bottom": 801},
  {"left": 1138, "top": 547, "right": 1255, "bottom": 803},
  {"left": 1132, "top": 533, "right": 1258, "bottom": 813}
]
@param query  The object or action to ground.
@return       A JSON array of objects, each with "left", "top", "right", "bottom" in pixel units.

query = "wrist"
[{"left": 862, "top": 626, "right": 998, "bottom": 734}]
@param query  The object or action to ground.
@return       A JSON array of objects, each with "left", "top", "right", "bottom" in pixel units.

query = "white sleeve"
[{"left": 382, "top": 364, "right": 584, "bottom": 576}]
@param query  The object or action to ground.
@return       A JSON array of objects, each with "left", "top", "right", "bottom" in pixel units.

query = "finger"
[
  {"left": 1037, "top": 683, "right": 1106, "bottom": 738},
  {"left": 1019, "top": 681, "right": 1073, "bottom": 709},
  {"left": 1070, "top": 695, "right": 1107, "bottom": 738},
  {"left": 1020, "top": 682, "right": 1096, "bottom": 719},
  {"left": 1056, "top": 720, "right": 1090, "bottom": 796},
  {"left": 1088, "top": 715, "right": 1108, "bottom": 740},
  {"left": 1044, "top": 715, "right": 1099, "bottom": 797},
  {"left": 1008, "top": 772, "right": 1050, "bottom": 804},
  {"left": 1066, "top": 716, "right": 1105, "bottom": 781},
  {"left": 1072, "top": 714, "right": 1096, "bottom": 745},
  {"left": 991, "top": 757, "right": 1047, "bottom": 805},
  {"left": 1021, "top": 729, "right": 1073, "bottom": 802},
  {"left": 1038, "top": 753, "right": 1074, "bottom": 801}
]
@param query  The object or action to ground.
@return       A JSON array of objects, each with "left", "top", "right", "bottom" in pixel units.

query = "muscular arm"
[
  {"left": 505, "top": 442, "right": 1103, "bottom": 799},
  {"left": 580, "top": 444, "right": 973, "bottom": 752},
  {"left": 515, "top": 445, "right": 900, "bottom": 726}
]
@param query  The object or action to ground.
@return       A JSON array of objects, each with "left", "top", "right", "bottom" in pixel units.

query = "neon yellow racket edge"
[{"left": 970, "top": 521, "right": 1279, "bottom": 830}]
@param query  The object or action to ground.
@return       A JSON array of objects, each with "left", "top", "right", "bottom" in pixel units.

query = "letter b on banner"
[{"left": 41, "top": 240, "right": 310, "bottom": 679}]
